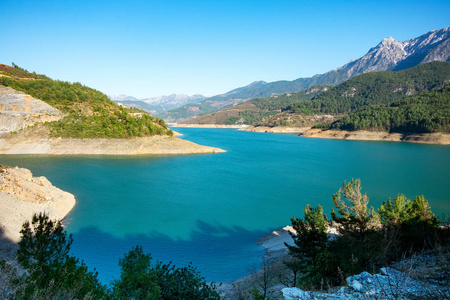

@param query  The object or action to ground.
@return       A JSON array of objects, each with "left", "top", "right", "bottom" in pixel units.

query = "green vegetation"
[
  {"left": 285, "top": 179, "right": 446, "bottom": 290},
  {"left": 7, "top": 213, "right": 107, "bottom": 299},
  {"left": 285, "top": 61, "right": 450, "bottom": 115},
  {"left": 285, "top": 205, "right": 329, "bottom": 287},
  {"left": 228, "top": 90, "right": 320, "bottom": 125},
  {"left": 330, "top": 84, "right": 450, "bottom": 133},
  {"left": 185, "top": 86, "right": 326, "bottom": 125},
  {"left": 250, "top": 61, "right": 450, "bottom": 132},
  {"left": 1, "top": 213, "right": 220, "bottom": 299},
  {"left": 0, "top": 64, "right": 173, "bottom": 138}
]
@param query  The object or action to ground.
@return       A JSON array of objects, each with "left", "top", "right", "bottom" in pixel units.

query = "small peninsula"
[{"left": 0, "top": 64, "right": 224, "bottom": 155}]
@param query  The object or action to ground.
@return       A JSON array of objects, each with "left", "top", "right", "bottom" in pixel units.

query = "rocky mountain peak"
[
  {"left": 335, "top": 27, "right": 449, "bottom": 77},
  {"left": 381, "top": 36, "right": 396, "bottom": 44}
]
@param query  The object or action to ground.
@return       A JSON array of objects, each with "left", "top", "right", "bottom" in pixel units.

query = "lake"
[{"left": 1, "top": 128, "right": 449, "bottom": 284}]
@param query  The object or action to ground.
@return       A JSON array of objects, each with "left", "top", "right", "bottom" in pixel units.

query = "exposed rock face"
[
  {"left": 0, "top": 87, "right": 62, "bottom": 134},
  {"left": 333, "top": 27, "right": 450, "bottom": 82},
  {"left": 0, "top": 167, "right": 76, "bottom": 259}
]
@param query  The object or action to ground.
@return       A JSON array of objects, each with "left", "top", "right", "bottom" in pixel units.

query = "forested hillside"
[
  {"left": 330, "top": 84, "right": 450, "bottom": 133},
  {"left": 284, "top": 61, "right": 450, "bottom": 115},
  {"left": 0, "top": 64, "right": 172, "bottom": 138},
  {"left": 252, "top": 62, "right": 450, "bottom": 131},
  {"left": 183, "top": 85, "right": 328, "bottom": 125}
]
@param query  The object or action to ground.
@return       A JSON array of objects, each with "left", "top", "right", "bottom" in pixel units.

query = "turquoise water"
[{"left": 1, "top": 128, "right": 449, "bottom": 284}]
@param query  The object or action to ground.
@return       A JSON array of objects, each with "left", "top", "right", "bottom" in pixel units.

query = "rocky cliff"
[{"left": 0, "top": 86, "right": 62, "bottom": 134}]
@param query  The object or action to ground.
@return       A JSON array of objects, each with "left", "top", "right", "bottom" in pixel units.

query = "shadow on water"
[{"left": 69, "top": 220, "right": 270, "bottom": 285}]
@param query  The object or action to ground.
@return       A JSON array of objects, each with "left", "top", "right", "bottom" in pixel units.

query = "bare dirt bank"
[
  {"left": 172, "top": 124, "right": 310, "bottom": 133},
  {"left": 171, "top": 123, "right": 250, "bottom": 129},
  {"left": 0, "top": 166, "right": 76, "bottom": 259},
  {"left": 0, "top": 126, "right": 225, "bottom": 155},
  {"left": 300, "top": 128, "right": 450, "bottom": 145},
  {"left": 242, "top": 126, "right": 310, "bottom": 134}
]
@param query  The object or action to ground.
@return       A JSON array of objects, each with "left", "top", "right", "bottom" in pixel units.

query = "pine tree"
[{"left": 285, "top": 204, "right": 328, "bottom": 286}]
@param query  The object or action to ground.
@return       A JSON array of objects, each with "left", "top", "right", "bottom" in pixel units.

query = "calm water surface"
[{"left": 1, "top": 128, "right": 449, "bottom": 284}]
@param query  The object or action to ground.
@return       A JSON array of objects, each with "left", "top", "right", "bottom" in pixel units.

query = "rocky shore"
[{"left": 0, "top": 166, "right": 76, "bottom": 259}]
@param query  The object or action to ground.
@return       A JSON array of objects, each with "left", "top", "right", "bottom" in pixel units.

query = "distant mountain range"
[
  {"left": 108, "top": 94, "right": 206, "bottom": 115},
  {"left": 161, "top": 27, "right": 450, "bottom": 122}
]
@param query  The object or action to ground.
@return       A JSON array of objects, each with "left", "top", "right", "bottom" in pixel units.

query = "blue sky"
[{"left": 1, "top": 0, "right": 449, "bottom": 98}]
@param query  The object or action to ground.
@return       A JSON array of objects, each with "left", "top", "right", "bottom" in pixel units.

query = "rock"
[
  {"left": 279, "top": 263, "right": 450, "bottom": 300},
  {"left": 0, "top": 86, "right": 62, "bottom": 134},
  {"left": 349, "top": 280, "right": 363, "bottom": 292},
  {"left": 282, "top": 287, "right": 308, "bottom": 300}
]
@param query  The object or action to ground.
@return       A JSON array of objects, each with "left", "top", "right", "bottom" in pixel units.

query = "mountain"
[
  {"left": 108, "top": 93, "right": 206, "bottom": 115},
  {"left": 164, "top": 27, "right": 450, "bottom": 122},
  {"left": 142, "top": 94, "right": 206, "bottom": 105}
]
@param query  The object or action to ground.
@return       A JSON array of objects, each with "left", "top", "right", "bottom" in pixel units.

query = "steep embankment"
[{"left": 0, "top": 166, "right": 76, "bottom": 259}]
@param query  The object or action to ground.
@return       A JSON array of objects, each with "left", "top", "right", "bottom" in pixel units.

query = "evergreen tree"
[
  {"left": 285, "top": 204, "right": 329, "bottom": 287},
  {"left": 112, "top": 246, "right": 161, "bottom": 300},
  {"left": 16, "top": 213, "right": 106, "bottom": 299},
  {"left": 330, "top": 179, "right": 381, "bottom": 273}
]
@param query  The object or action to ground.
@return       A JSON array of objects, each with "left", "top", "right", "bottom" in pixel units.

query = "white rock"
[
  {"left": 350, "top": 279, "right": 363, "bottom": 291},
  {"left": 282, "top": 287, "right": 307, "bottom": 299}
]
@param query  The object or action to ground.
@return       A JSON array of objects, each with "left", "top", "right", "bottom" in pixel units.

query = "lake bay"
[{"left": 1, "top": 128, "right": 449, "bottom": 284}]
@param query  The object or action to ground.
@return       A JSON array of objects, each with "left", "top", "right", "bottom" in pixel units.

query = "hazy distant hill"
[
  {"left": 164, "top": 27, "right": 450, "bottom": 122},
  {"left": 108, "top": 94, "right": 206, "bottom": 115}
]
